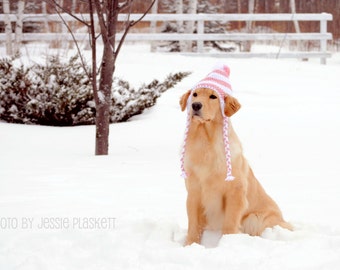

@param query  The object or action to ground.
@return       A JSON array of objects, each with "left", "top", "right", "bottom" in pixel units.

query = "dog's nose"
[{"left": 192, "top": 102, "right": 202, "bottom": 112}]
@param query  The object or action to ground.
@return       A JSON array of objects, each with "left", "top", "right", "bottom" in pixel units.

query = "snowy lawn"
[{"left": 1, "top": 44, "right": 340, "bottom": 269}]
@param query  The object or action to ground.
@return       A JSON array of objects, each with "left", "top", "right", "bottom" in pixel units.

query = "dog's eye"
[
  {"left": 210, "top": 94, "right": 217, "bottom": 99},
  {"left": 193, "top": 93, "right": 198, "bottom": 97}
]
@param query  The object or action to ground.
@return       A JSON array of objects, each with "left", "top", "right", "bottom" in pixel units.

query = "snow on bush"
[{"left": 0, "top": 56, "right": 190, "bottom": 126}]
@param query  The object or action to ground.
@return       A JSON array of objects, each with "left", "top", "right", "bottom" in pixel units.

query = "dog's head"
[{"left": 180, "top": 88, "right": 241, "bottom": 122}]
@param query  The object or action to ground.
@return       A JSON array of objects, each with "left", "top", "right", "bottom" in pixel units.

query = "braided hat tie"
[{"left": 181, "top": 64, "right": 235, "bottom": 181}]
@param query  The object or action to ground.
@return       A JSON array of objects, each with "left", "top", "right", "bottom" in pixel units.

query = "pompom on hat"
[{"left": 181, "top": 63, "right": 235, "bottom": 181}]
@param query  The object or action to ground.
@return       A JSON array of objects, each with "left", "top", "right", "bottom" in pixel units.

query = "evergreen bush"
[{"left": 0, "top": 56, "right": 190, "bottom": 126}]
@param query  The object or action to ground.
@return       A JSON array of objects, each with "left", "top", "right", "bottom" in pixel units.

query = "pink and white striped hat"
[
  {"left": 192, "top": 64, "right": 233, "bottom": 98},
  {"left": 181, "top": 64, "right": 235, "bottom": 181}
]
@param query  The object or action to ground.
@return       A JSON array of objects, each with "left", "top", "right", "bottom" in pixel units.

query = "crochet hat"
[
  {"left": 181, "top": 64, "right": 235, "bottom": 181},
  {"left": 192, "top": 64, "right": 233, "bottom": 100}
]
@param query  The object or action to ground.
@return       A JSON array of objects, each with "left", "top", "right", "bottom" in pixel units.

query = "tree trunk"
[
  {"left": 150, "top": 0, "right": 158, "bottom": 52},
  {"left": 94, "top": 0, "right": 119, "bottom": 155},
  {"left": 3, "top": 0, "right": 12, "bottom": 56},
  {"left": 42, "top": 1, "right": 49, "bottom": 32},
  {"left": 60, "top": 0, "right": 67, "bottom": 50},
  {"left": 290, "top": 0, "right": 303, "bottom": 53},
  {"left": 95, "top": 45, "right": 115, "bottom": 155},
  {"left": 15, "top": 0, "right": 25, "bottom": 55},
  {"left": 243, "top": 0, "right": 255, "bottom": 52},
  {"left": 93, "top": 0, "right": 155, "bottom": 155},
  {"left": 176, "top": 0, "right": 185, "bottom": 51},
  {"left": 274, "top": 0, "right": 280, "bottom": 12},
  {"left": 45, "top": 0, "right": 155, "bottom": 155},
  {"left": 184, "top": 0, "right": 197, "bottom": 52},
  {"left": 237, "top": 0, "right": 242, "bottom": 29},
  {"left": 68, "top": 0, "right": 77, "bottom": 49},
  {"left": 290, "top": 0, "right": 301, "bottom": 33}
]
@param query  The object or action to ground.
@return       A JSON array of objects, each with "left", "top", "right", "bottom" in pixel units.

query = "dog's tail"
[{"left": 279, "top": 221, "right": 293, "bottom": 231}]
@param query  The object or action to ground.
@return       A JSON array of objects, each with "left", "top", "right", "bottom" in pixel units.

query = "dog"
[{"left": 179, "top": 66, "right": 292, "bottom": 246}]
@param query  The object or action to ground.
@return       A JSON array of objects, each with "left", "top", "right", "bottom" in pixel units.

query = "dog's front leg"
[
  {"left": 222, "top": 184, "right": 248, "bottom": 235},
  {"left": 185, "top": 190, "right": 205, "bottom": 246}
]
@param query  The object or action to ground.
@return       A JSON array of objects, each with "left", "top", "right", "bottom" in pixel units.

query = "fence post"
[
  {"left": 14, "top": 0, "right": 25, "bottom": 55},
  {"left": 197, "top": 19, "right": 204, "bottom": 53},
  {"left": 320, "top": 14, "right": 327, "bottom": 65},
  {"left": 3, "top": 0, "right": 12, "bottom": 56},
  {"left": 150, "top": 0, "right": 158, "bottom": 52}
]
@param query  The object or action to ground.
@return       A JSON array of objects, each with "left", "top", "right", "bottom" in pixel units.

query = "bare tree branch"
[
  {"left": 89, "top": 0, "right": 99, "bottom": 105},
  {"left": 44, "top": 0, "right": 90, "bottom": 27},
  {"left": 55, "top": 11, "right": 90, "bottom": 78},
  {"left": 130, "top": 0, "right": 156, "bottom": 27},
  {"left": 115, "top": 0, "right": 156, "bottom": 57},
  {"left": 107, "top": 0, "right": 119, "bottom": 49},
  {"left": 94, "top": 0, "right": 110, "bottom": 44},
  {"left": 124, "top": 1, "right": 133, "bottom": 40},
  {"left": 118, "top": 0, "right": 132, "bottom": 12}
]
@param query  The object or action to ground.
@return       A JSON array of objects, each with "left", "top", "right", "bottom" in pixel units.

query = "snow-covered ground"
[{"left": 1, "top": 44, "right": 340, "bottom": 269}]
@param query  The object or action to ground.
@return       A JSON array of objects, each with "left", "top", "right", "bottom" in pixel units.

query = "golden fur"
[{"left": 180, "top": 88, "right": 292, "bottom": 246}]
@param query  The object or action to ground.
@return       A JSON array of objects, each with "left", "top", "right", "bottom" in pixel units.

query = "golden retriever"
[{"left": 180, "top": 87, "right": 292, "bottom": 246}]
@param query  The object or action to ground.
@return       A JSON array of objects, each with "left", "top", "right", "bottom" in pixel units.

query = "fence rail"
[
  {"left": 0, "top": 13, "right": 333, "bottom": 64},
  {"left": 0, "top": 12, "right": 333, "bottom": 22}
]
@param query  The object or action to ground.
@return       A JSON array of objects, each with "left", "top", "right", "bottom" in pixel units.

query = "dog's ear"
[
  {"left": 224, "top": 96, "right": 241, "bottom": 117},
  {"left": 180, "top": 90, "right": 192, "bottom": 111}
]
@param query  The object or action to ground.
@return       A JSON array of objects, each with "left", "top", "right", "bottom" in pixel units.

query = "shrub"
[
  {"left": 0, "top": 57, "right": 32, "bottom": 123},
  {"left": 0, "top": 56, "right": 190, "bottom": 126}
]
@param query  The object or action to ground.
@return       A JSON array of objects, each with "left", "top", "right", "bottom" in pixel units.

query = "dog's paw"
[{"left": 185, "top": 236, "right": 201, "bottom": 246}]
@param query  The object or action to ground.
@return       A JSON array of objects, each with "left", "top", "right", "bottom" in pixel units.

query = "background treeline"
[{"left": 1, "top": 0, "right": 339, "bottom": 41}]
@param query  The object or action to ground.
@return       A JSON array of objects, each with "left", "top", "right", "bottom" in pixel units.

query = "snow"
[
  {"left": 97, "top": 90, "right": 106, "bottom": 103},
  {"left": 1, "top": 43, "right": 340, "bottom": 269}
]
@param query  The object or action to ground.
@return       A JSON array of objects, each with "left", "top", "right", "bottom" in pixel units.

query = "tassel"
[
  {"left": 226, "top": 175, "right": 235, "bottom": 181},
  {"left": 223, "top": 115, "right": 235, "bottom": 181}
]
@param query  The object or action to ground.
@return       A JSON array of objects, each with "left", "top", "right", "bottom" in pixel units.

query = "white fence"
[{"left": 0, "top": 13, "right": 333, "bottom": 64}]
